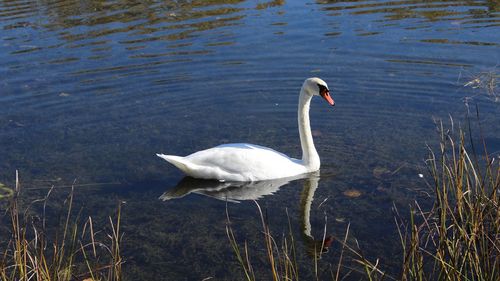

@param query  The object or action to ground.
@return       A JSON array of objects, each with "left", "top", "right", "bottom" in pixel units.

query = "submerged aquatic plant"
[{"left": 0, "top": 172, "right": 124, "bottom": 281}]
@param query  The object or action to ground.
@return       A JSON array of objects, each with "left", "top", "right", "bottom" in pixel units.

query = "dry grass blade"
[
  {"left": 225, "top": 205, "right": 255, "bottom": 281},
  {"left": 253, "top": 200, "right": 279, "bottom": 281},
  {"left": 334, "top": 223, "right": 350, "bottom": 281}
]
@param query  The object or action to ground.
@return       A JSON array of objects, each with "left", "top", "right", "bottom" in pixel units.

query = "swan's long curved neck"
[{"left": 298, "top": 89, "right": 320, "bottom": 171}]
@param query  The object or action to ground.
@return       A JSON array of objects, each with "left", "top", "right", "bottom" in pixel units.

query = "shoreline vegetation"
[
  {"left": 398, "top": 118, "right": 499, "bottom": 280},
  {"left": 0, "top": 172, "right": 123, "bottom": 281},
  {"left": 1, "top": 115, "right": 498, "bottom": 280}
]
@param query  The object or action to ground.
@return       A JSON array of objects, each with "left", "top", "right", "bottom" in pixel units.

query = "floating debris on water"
[
  {"left": 343, "top": 189, "right": 362, "bottom": 198},
  {"left": 8, "top": 120, "right": 24, "bottom": 127},
  {"left": 463, "top": 70, "right": 499, "bottom": 102}
]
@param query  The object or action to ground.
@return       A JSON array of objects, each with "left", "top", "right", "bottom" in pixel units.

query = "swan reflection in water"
[{"left": 160, "top": 173, "right": 333, "bottom": 256}]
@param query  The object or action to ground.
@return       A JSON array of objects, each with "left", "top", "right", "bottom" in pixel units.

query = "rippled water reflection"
[{"left": 1, "top": 0, "right": 499, "bottom": 279}]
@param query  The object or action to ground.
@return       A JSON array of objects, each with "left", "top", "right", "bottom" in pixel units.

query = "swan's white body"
[{"left": 157, "top": 78, "right": 334, "bottom": 182}]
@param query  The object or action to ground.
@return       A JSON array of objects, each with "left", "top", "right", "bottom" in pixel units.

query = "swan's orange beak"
[{"left": 320, "top": 90, "right": 335, "bottom": 106}]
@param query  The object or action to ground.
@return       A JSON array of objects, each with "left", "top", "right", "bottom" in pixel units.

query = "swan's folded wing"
[{"left": 184, "top": 143, "right": 306, "bottom": 181}]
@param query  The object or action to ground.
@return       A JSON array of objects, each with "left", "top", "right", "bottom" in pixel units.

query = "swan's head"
[{"left": 302, "top": 77, "right": 335, "bottom": 106}]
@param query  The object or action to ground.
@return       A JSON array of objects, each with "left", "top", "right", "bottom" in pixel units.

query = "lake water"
[{"left": 1, "top": 0, "right": 499, "bottom": 279}]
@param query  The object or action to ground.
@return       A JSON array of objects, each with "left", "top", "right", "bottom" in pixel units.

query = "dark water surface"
[{"left": 1, "top": 0, "right": 499, "bottom": 279}]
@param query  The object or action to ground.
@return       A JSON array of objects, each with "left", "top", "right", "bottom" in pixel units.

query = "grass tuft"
[
  {"left": 0, "top": 172, "right": 124, "bottom": 281},
  {"left": 398, "top": 117, "right": 499, "bottom": 280}
]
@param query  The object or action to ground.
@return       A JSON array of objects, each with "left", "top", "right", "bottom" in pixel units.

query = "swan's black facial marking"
[
  {"left": 317, "top": 83, "right": 335, "bottom": 106},
  {"left": 317, "top": 84, "right": 328, "bottom": 94}
]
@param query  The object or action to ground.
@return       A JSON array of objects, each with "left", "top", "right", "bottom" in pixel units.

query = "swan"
[{"left": 156, "top": 77, "right": 334, "bottom": 182}]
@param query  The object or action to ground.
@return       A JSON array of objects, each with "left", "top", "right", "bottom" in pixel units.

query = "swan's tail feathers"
[{"left": 156, "top": 154, "right": 191, "bottom": 175}]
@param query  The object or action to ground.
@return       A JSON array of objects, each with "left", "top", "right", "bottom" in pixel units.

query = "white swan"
[{"left": 157, "top": 77, "right": 334, "bottom": 182}]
